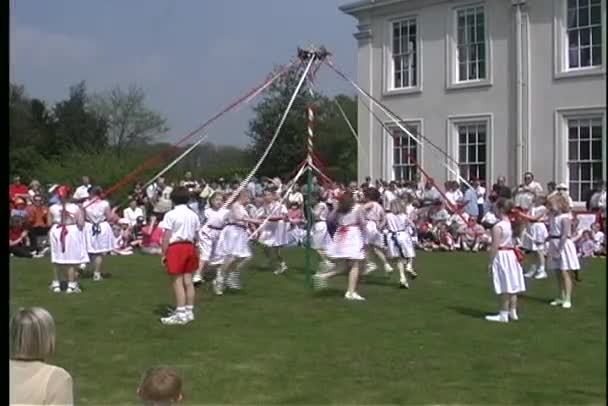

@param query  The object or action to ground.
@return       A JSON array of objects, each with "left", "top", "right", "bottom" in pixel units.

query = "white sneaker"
[
  {"left": 384, "top": 264, "right": 394, "bottom": 274},
  {"left": 399, "top": 277, "right": 410, "bottom": 289},
  {"left": 32, "top": 253, "right": 44, "bottom": 259},
  {"left": 562, "top": 301, "right": 572, "bottom": 309},
  {"left": 183, "top": 312, "right": 195, "bottom": 323},
  {"left": 509, "top": 310, "right": 519, "bottom": 321},
  {"left": 472, "top": 244, "right": 480, "bottom": 252},
  {"left": 312, "top": 273, "right": 328, "bottom": 289},
  {"left": 524, "top": 269, "right": 536, "bottom": 278},
  {"left": 66, "top": 285, "right": 82, "bottom": 294},
  {"left": 93, "top": 272, "right": 102, "bottom": 281},
  {"left": 273, "top": 263, "right": 288, "bottom": 275},
  {"left": 485, "top": 314, "right": 508, "bottom": 323},
  {"left": 79, "top": 263, "right": 87, "bottom": 271},
  {"left": 363, "top": 263, "right": 377, "bottom": 275},
  {"left": 192, "top": 272, "right": 202, "bottom": 285},
  {"left": 39, "top": 247, "right": 50, "bottom": 256},
  {"left": 344, "top": 291, "right": 366, "bottom": 301},
  {"left": 550, "top": 298, "right": 564, "bottom": 306},
  {"left": 49, "top": 281, "right": 61, "bottom": 293},
  {"left": 213, "top": 277, "right": 224, "bottom": 296},
  {"left": 160, "top": 314, "right": 187, "bottom": 325}
]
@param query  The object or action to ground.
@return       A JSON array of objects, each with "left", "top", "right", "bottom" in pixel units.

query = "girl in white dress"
[
  {"left": 546, "top": 194, "right": 581, "bottom": 309},
  {"left": 385, "top": 200, "right": 416, "bottom": 289},
  {"left": 193, "top": 192, "right": 228, "bottom": 286},
  {"left": 520, "top": 195, "right": 549, "bottom": 280},
  {"left": 48, "top": 185, "right": 89, "bottom": 294},
  {"left": 313, "top": 193, "right": 367, "bottom": 301},
  {"left": 258, "top": 188, "right": 289, "bottom": 275},
  {"left": 485, "top": 198, "right": 526, "bottom": 323},
  {"left": 83, "top": 187, "right": 115, "bottom": 281},
  {"left": 214, "top": 190, "right": 262, "bottom": 295},
  {"left": 362, "top": 188, "right": 392, "bottom": 275},
  {"left": 311, "top": 196, "right": 333, "bottom": 272}
]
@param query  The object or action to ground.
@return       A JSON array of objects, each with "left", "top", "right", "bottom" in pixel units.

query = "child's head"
[
  {"left": 547, "top": 194, "right": 570, "bottom": 214},
  {"left": 263, "top": 189, "right": 275, "bottom": 204},
  {"left": 336, "top": 193, "right": 355, "bottom": 214},
  {"left": 170, "top": 187, "right": 190, "bottom": 206},
  {"left": 535, "top": 195, "right": 546, "bottom": 206},
  {"left": 289, "top": 202, "right": 300, "bottom": 210},
  {"left": 582, "top": 230, "right": 593, "bottom": 240},
  {"left": 389, "top": 199, "right": 403, "bottom": 215},
  {"left": 209, "top": 192, "right": 223, "bottom": 209},
  {"left": 591, "top": 223, "right": 600, "bottom": 233},
  {"left": 494, "top": 197, "right": 514, "bottom": 217},
  {"left": 138, "top": 367, "right": 182, "bottom": 406}
]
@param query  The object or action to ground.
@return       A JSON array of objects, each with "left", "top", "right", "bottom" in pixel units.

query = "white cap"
[
  {"left": 557, "top": 183, "right": 568, "bottom": 190},
  {"left": 118, "top": 218, "right": 130, "bottom": 225},
  {"left": 48, "top": 184, "right": 59, "bottom": 193}
]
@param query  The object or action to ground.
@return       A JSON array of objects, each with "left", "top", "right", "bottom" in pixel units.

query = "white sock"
[
  {"left": 176, "top": 306, "right": 186, "bottom": 316},
  {"left": 51, "top": 280, "right": 60, "bottom": 287},
  {"left": 499, "top": 311, "right": 509, "bottom": 320},
  {"left": 510, "top": 308, "right": 518, "bottom": 317},
  {"left": 68, "top": 281, "right": 77, "bottom": 289}
]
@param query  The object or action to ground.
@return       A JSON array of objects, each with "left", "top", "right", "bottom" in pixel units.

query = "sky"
[{"left": 10, "top": 0, "right": 359, "bottom": 148}]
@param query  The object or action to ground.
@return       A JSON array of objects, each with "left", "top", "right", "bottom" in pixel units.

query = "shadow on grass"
[
  {"left": 153, "top": 304, "right": 174, "bottom": 317},
  {"left": 313, "top": 287, "right": 344, "bottom": 299},
  {"left": 447, "top": 305, "right": 487, "bottom": 320},
  {"left": 520, "top": 294, "right": 550, "bottom": 304}
]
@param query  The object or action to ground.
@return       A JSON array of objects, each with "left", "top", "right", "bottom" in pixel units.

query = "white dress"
[
  {"left": 490, "top": 220, "right": 525, "bottom": 295},
  {"left": 49, "top": 203, "right": 90, "bottom": 265},
  {"left": 546, "top": 213, "right": 580, "bottom": 271},
  {"left": 384, "top": 213, "right": 415, "bottom": 259},
  {"left": 83, "top": 199, "right": 115, "bottom": 254},
  {"left": 311, "top": 202, "right": 331, "bottom": 250},
  {"left": 215, "top": 203, "right": 252, "bottom": 260},
  {"left": 522, "top": 205, "right": 548, "bottom": 252},
  {"left": 363, "top": 202, "right": 385, "bottom": 248},
  {"left": 258, "top": 202, "right": 289, "bottom": 247},
  {"left": 198, "top": 207, "right": 229, "bottom": 263},
  {"left": 326, "top": 208, "right": 365, "bottom": 260}
]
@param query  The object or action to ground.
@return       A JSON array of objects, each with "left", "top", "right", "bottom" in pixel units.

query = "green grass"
[{"left": 10, "top": 250, "right": 607, "bottom": 405}]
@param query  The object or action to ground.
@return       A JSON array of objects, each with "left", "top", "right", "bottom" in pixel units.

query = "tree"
[
  {"left": 91, "top": 84, "right": 168, "bottom": 153},
  {"left": 247, "top": 66, "right": 357, "bottom": 182},
  {"left": 52, "top": 81, "right": 109, "bottom": 153}
]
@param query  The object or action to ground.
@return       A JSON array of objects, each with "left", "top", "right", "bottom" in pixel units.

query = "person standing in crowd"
[
  {"left": 193, "top": 192, "right": 228, "bottom": 286},
  {"left": 28, "top": 180, "right": 43, "bottom": 202},
  {"left": 48, "top": 185, "right": 88, "bottom": 294},
  {"left": 546, "top": 181, "right": 557, "bottom": 198},
  {"left": 9, "top": 175, "right": 29, "bottom": 205},
  {"left": 555, "top": 183, "right": 574, "bottom": 209},
  {"left": 123, "top": 199, "right": 145, "bottom": 227},
  {"left": 462, "top": 181, "right": 480, "bottom": 220},
  {"left": 485, "top": 198, "right": 526, "bottom": 323},
  {"left": 159, "top": 187, "right": 200, "bottom": 325},
  {"left": 10, "top": 307, "right": 74, "bottom": 405},
  {"left": 48, "top": 184, "right": 60, "bottom": 206},
  {"left": 586, "top": 180, "right": 605, "bottom": 211},
  {"left": 73, "top": 175, "right": 92, "bottom": 203},
  {"left": 473, "top": 179, "right": 486, "bottom": 221},
  {"left": 152, "top": 178, "right": 173, "bottom": 220},
  {"left": 83, "top": 187, "right": 115, "bottom": 282},
  {"left": 26, "top": 194, "right": 50, "bottom": 255},
  {"left": 288, "top": 184, "right": 304, "bottom": 207},
  {"left": 491, "top": 176, "right": 512, "bottom": 200},
  {"left": 180, "top": 171, "right": 200, "bottom": 193},
  {"left": 546, "top": 194, "right": 580, "bottom": 309}
]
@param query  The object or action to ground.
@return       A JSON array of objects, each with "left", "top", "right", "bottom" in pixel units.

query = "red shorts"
[{"left": 165, "top": 242, "right": 199, "bottom": 275}]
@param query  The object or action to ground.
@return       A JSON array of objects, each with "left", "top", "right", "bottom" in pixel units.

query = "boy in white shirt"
[{"left": 159, "top": 187, "right": 201, "bottom": 325}]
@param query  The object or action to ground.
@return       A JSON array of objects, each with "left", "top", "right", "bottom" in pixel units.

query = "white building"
[{"left": 340, "top": 0, "right": 606, "bottom": 205}]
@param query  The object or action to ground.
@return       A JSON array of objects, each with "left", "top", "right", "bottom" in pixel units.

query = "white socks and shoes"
[
  {"left": 192, "top": 271, "right": 202, "bottom": 285},
  {"left": 363, "top": 262, "right": 377, "bottom": 275},
  {"left": 213, "top": 274, "right": 225, "bottom": 296},
  {"left": 384, "top": 264, "right": 394, "bottom": 274},
  {"left": 550, "top": 297, "right": 572, "bottom": 308},
  {"left": 534, "top": 268, "right": 547, "bottom": 279},
  {"left": 161, "top": 307, "right": 194, "bottom": 325},
  {"left": 49, "top": 280, "right": 61, "bottom": 293},
  {"left": 524, "top": 265, "right": 537, "bottom": 278},
  {"left": 273, "top": 262, "right": 288, "bottom": 275},
  {"left": 66, "top": 282, "right": 81, "bottom": 294},
  {"left": 345, "top": 291, "right": 366, "bottom": 301},
  {"left": 485, "top": 311, "right": 509, "bottom": 323},
  {"left": 93, "top": 272, "right": 103, "bottom": 281},
  {"left": 399, "top": 277, "right": 410, "bottom": 289}
]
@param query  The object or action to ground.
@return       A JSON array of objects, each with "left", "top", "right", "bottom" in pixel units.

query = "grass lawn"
[{"left": 9, "top": 249, "right": 607, "bottom": 405}]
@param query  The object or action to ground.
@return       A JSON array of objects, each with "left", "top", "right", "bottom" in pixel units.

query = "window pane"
[
  {"left": 402, "top": 148, "right": 409, "bottom": 164},
  {"left": 468, "top": 129, "right": 476, "bottom": 143},
  {"left": 478, "top": 44, "right": 485, "bottom": 62},
  {"left": 569, "top": 141, "right": 579, "bottom": 160},
  {"left": 468, "top": 25, "right": 476, "bottom": 44},
  {"left": 592, "top": 140, "right": 602, "bottom": 159},
  {"left": 457, "top": 27, "right": 465, "bottom": 44},
  {"left": 582, "top": 164, "right": 592, "bottom": 181},
  {"left": 467, "top": 12, "right": 475, "bottom": 26},
  {"left": 478, "top": 61, "right": 486, "bottom": 79},
  {"left": 591, "top": 5, "right": 601, "bottom": 24},
  {"left": 580, "top": 28, "right": 590, "bottom": 46},
  {"left": 470, "top": 45, "right": 477, "bottom": 60},
  {"left": 569, "top": 163, "right": 580, "bottom": 180},
  {"left": 409, "top": 23, "right": 416, "bottom": 36},
  {"left": 459, "top": 63, "right": 467, "bottom": 81},
  {"left": 592, "top": 46, "right": 602, "bottom": 65},
  {"left": 459, "top": 145, "right": 467, "bottom": 161},
  {"left": 580, "top": 183, "right": 591, "bottom": 201},
  {"left": 457, "top": 45, "right": 467, "bottom": 63},
  {"left": 568, "top": 30, "right": 579, "bottom": 47},
  {"left": 476, "top": 24, "right": 484, "bottom": 42},
  {"left": 569, "top": 48, "right": 579, "bottom": 68},
  {"left": 592, "top": 123, "right": 602, "bottom": 138},
  {"left": 478, "top": 146, "right": 486, "bottom": 163},
  {"left": 579, "top": 7, "right": 589, "bottom": 25},
  {"left": 478, "top": 165, "right": 486, "bottom": 180},
  {"left": 580, "top": 124, "right": 590, "bottom": 139},
  {"left": 478, "top": 128, "right": 486, "bottom": 143},
  {"left": 458, "top": 13, "right": 465, "bottom": 29},
  {"left": 592, "top": 26, "right": 602, "bottom": 46},
  {"left": 591, "top": 0, "right": 601, "bottom": 4},
  {"left": 567, "top": 9, "right": 577, "bottom": 28},
  {"left": 580, "top": 141, "right": 590, "bottom": 159},
  {"left": 568, "top": 121, "right": 579, "bottom": 138},
  {"left": 394, "top": 135, "right": 401, "bottom": 147},
  {"left": 579, "top": 0, "right": 589, "bottom": 7},
  {"left": 470, "top": 61, "right": 477, "bottom": 79},
  {"left": 592, "top": 162, "right": 603, "bottom": 179},
  {"left": 459, "top": 127, "right": 467, "bottom": 144},
  {"left": 468, "top": 145, "right": 477, "bottom": 162},
  {"left": 394, "top": 148, "right": 400, "bottom": 165},
  {"left": 401, "top": 24, "right": 408, "bottom": 39},
  {"left": 568, "top": 0, "right": 577, "bottom": 8}
]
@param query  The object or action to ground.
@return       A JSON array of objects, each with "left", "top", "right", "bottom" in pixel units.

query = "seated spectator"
[
  {"left": 457, "top": 218, "right": 487, "bottom": 252},
  {"left": 9, "top": 216, "right": 38, "bottom": 258},
  {"left": 9, "top": 175, "right": 29, "bottom": 207},
  {"left": 420, "top": 180, "right": 441, "bottom": 206},
  {"left": 10, "top": 197, "right": 28, "bottom": 219},
  {"left": 141, "top": 216, "right": 163, "bottom": 255},
  {"left": 73, "top": 175, "right": 92, "bottom": 203},
  {"left": 137, "top": 367, "right": 183, "bottom": 406},
  {"left": 429, "top": 202, "right": 449, "bottom": 225},
  {"left": 130, "top": 216, "right": 146, "bottom": 248},
  {"left": 592, "top": 223, "right": 605, "bottom": 255},
  {"left": 124, "top": 199, "right": 145, "bottom": 227},
  {"left": 28, "top": 180, "right": 43, "bottom": 202},
  {"left": 578, "top": 230, "right": 596, "bottom": 258},
  {"left": 111, "top": 222, "right": 133, "bottom": 256},
  {"left": 26, "top": 194, "right": 50, "bottom": 255},
  {"left": 9, "top": 307, "right": 74, "bottom": 405}
]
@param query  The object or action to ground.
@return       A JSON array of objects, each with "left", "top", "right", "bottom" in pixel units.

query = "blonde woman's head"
[
  {"left": 10, "top": 307, "right": 56, "bottom": 361},
  {"left": 389, "top": 199, "right": 404, "bottom": 215}
]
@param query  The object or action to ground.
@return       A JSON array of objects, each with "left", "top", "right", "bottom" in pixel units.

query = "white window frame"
[
  {"left": 446, "top": 2, "right": 492, "bottom": 90},
  {"left": 383, "top": 120, "right": 424, "bottom": 182},
  {"left": 446, "top": 114, "right": 494, "bottom": 186},
  {"left": 383, "top": 14, "right": 422, "bottom": 96},
  {"left": 554, "top": 0, "right": 606, "bottom": 79},
  {"left": 554, "top": 107, "right": 607, "bottom": 206}
]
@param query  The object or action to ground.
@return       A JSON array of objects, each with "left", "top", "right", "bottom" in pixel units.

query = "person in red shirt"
[
  {"left": 9, "top": 175, "right": 29, "bottom": 208},
  {"left": 9, "top": 216, "right": 39, "bottom": 258},
  {"left": 141, "top": 215, "right": 163, "bottom": 255},
  {"left": 26, "top": 194, "right": 50, "bottom": 255}
]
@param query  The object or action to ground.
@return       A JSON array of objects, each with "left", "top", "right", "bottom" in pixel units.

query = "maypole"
[{"left": 298, "top": 46, "right": 330, "bottom": 286}]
